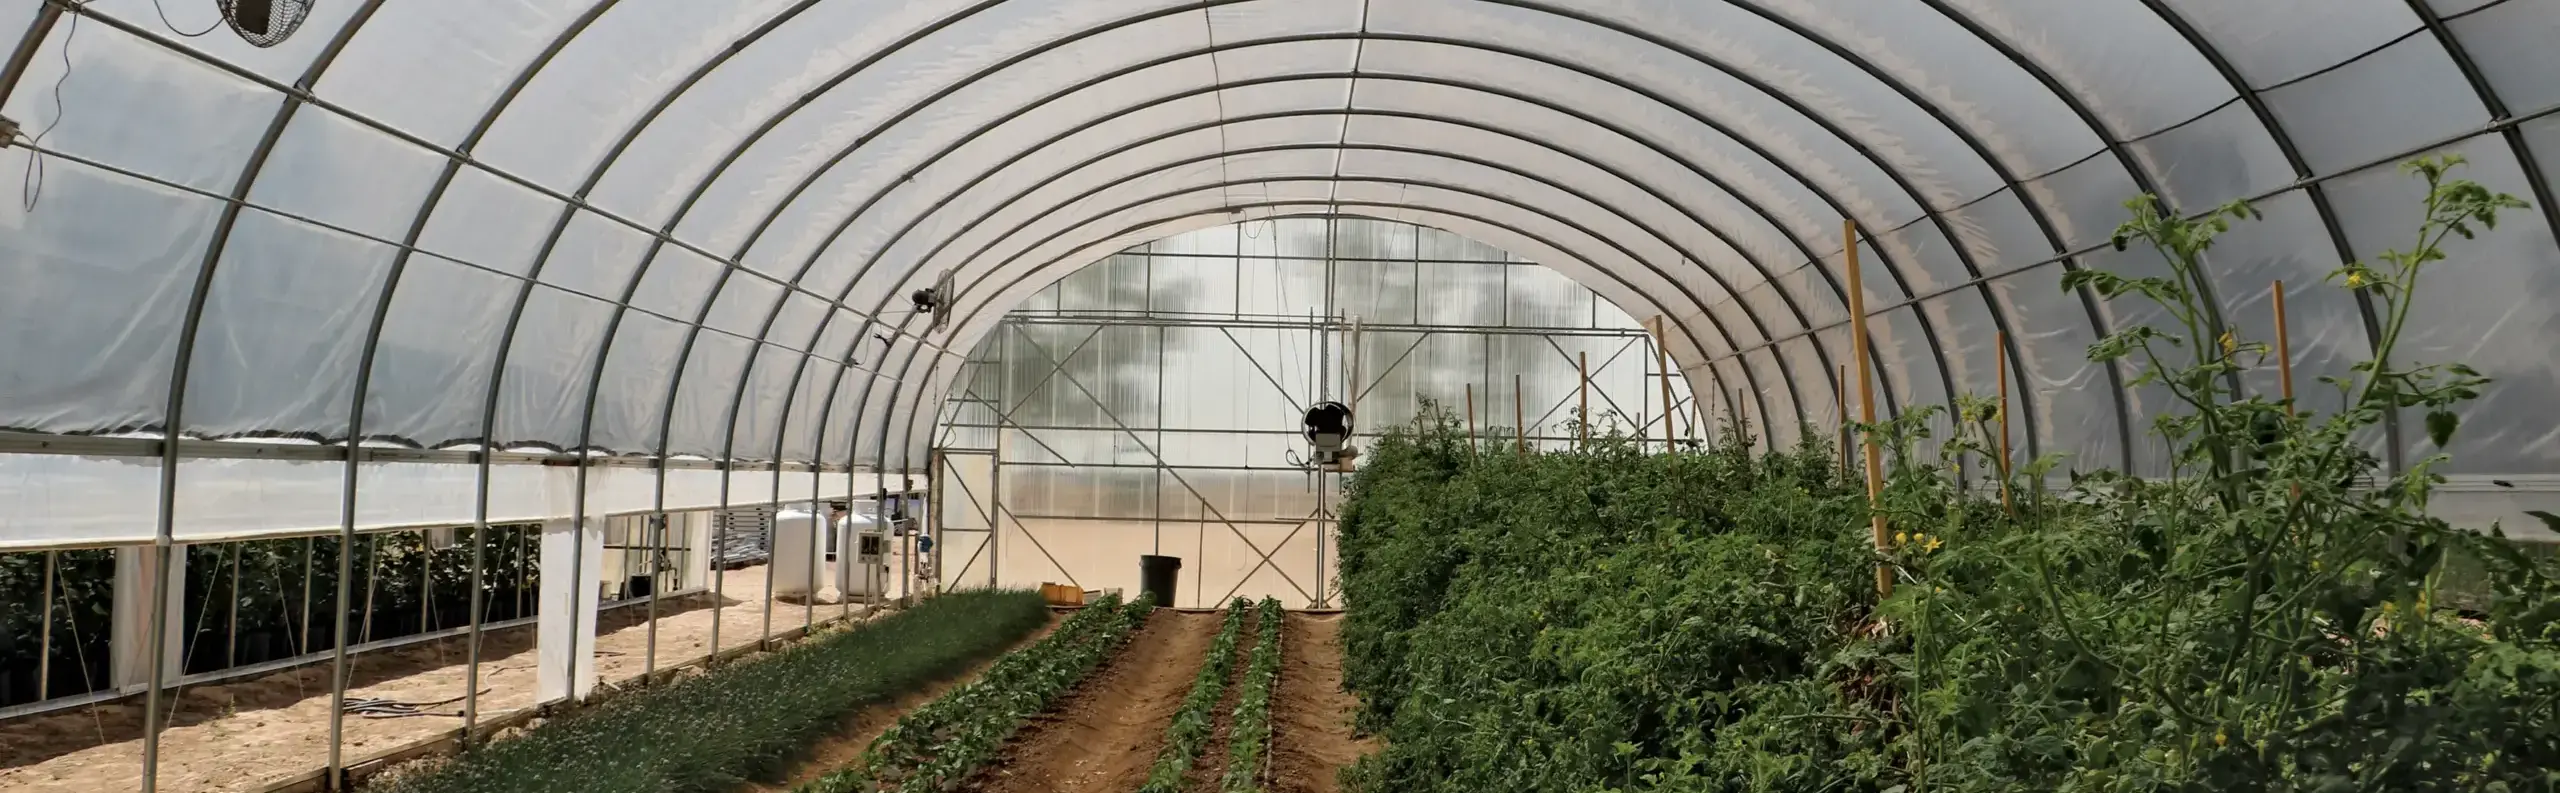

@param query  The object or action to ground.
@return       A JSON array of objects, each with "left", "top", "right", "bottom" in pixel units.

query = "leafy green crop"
[
  {"left": 1138, "top": 598, "right": 1252, "bottom": 793},
  {"left": 376, "top": 590, "right": 1049, "bottom": 793},
  {"left": 802, "top": 592, "right": 1152, "bottom": 792},
  {"left": 1337, "top": 158, "right": 2560, "bottom": 793},
  {"left": 1219, "top": 598, "right": 1284, "bottom": 793}
]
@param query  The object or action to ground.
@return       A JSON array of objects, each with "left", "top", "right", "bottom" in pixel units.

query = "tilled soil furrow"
[
  {"left": 1179, "top": 614, "right": 1261, "bottom": 791},
  {"left": 1268, "top": 614, "right": 1374, "bottom": 793},
  {"left": 968, "top": 610, "right": 1220, "bottom": 793}
]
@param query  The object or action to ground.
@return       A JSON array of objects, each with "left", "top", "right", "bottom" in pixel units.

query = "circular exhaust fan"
[{"left": 219, "top": 0, "right": 313, "bottom": 48}]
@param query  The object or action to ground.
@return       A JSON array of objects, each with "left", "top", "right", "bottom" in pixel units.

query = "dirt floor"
[
  {"left": 738, "top": 610, "right": 1070, "bottom": 793},
  {"left": 969, "top": 610, "right": 1221, "bottom": 793},
  {"left": 1179, "top": 616, "right": 1260, "bottom": 791},
  {"left": 0, "top": 564, "right": 890, "bottom": 793},
  {"left": 1268, "top": 613, "right": 1374, "bottom": 793}
]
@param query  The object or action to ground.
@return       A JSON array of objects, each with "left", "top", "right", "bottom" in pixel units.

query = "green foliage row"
[
  {"left": 3, "top": 527, "right": 540, "bottom": 705},
  {"left": 804, "top": 592, "right": 1152, "bottom": 792},
  {"left": 1219, "top": 598, "right": 1285, "bottom": 793},
  {"left": 377, "top": 590, "right": 1051, "bottom": 793},
  {"left": 1336, "top": 158, "right": 2560, "bottom": 792},
  {"left": 1139, "top": 598, "right": 1253, "bottom": 793}
]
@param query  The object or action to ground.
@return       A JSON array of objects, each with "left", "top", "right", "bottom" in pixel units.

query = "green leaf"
[{"left": 2427, "top": 409, "right": 2458, "bottom": 447}]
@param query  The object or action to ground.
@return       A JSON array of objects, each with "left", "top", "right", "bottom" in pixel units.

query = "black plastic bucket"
[{"left": 1139, "top": 555, "right": 1182, "bottom": 608}]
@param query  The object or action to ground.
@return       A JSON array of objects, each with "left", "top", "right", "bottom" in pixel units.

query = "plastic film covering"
[{"left": 1, "top": 0, "right": 2558, "bottom": 549}]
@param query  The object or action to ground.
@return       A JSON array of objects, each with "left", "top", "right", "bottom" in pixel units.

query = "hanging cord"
[
  {"left": 20, "top": 1, "right": 80, "bottom": 211},
  {"left": 150, "top": 0, "right": 225, "bottom": 37},
  {"left": 21, "top": 0, "right": 225, "bottom": 210}
]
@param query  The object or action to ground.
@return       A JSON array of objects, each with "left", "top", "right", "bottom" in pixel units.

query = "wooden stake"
[
  {"left": 1465, "top": 383, "right": 1478, "bottom": 453},
  {"left": 1837, "top": 364, "right": 1850, "bottom": 477},
  {"left": 1846, "top": 221, "right": 1892, "bottom": 598},
  {"left": 1997, "top": 331, "right": 2013, "bottom": 515},
  {"left": 2273, "top": 281, "right": 2295, "bottom": 415},
  {"left": 1514, "top": 374, "right": 1528, "bottom": 459},
  {"left": 1696, "top": 399, "right": 1712, "bottom": 450},
  {"left": 1651, "top": 316, "right": 1676, "bottom": 452},
  {"left": 1577, "top": 351, "right": 1590, "bottom": 448}
]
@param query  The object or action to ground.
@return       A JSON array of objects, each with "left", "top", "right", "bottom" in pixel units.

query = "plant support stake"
[
  {"left": 2274, "top": 280, "right": 2295, "bottom": 414},
  {"left": 1465, "top": 383, "right": 1478, "bottom": 455},
  {"left": 1578, "top": 351, "right": 1589, "bottom": 448},
  {"left": 1515, "top": 373, "right": 1528, "bottom": 459},
  {"left": 1846, "top": 221, "right": 1891, "bottom": 598},
  {"left": 1651, "top": 316, "right": 1675, "bottom": 452},
  {"left": 1997, "top": 331, "right": 2013, "bottom": 514},
  {"left": 1837, "top": 365, "right": 1850, "bottom": 477}
]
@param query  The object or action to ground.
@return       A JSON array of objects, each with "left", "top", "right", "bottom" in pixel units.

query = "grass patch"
[
  {"left": 376, "top": 590, "right": 1050, "bottom": 793},
  {"left": 802, "top": 592, "right": 1152, "bottom": 791}
]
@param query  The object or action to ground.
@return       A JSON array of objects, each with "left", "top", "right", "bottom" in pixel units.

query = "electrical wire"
[
  {"left": 150, "top": 0, "right": 224, "bottom": 37},
  {"left": 20, "top": 1, "right": 82, "bottom": 212}
]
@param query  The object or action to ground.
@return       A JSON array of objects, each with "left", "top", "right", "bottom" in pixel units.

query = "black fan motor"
[
  {"left": 220, "top": 0, "right": 313, "bottom": 47},
  {"left": 1303, "top": 402, "right": 1354, "bottom": 462}
]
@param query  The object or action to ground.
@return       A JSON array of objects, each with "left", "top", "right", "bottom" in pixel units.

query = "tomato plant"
[{"left": 1336, "top": 158, "right": 2560, "bottom": 792}]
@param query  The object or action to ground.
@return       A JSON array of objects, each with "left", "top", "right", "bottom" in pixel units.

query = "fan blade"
[{"left": 236, "top": 0, "right": 274, "bottom": 36}]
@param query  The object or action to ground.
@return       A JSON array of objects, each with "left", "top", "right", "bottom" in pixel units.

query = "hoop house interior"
[{"left": 4, "top": 0, "right": 2560, "bottom": 789}]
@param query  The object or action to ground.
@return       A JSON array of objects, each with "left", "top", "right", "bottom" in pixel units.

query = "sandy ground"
[
  {"left": 737, "top": 610, "right": 1069, "bottom": 793},
  {"left": 953, "top": 518, "right": 1337, "bottom": 610},
  {"left": 969, "top": 610, "right": 1220, "bottom": 793},
  {"left": 0, "top": 563, "right": 896, "bottom": 793},
  {"left": 1269, "top": 613, "right": 1374, "bottom": 793}
]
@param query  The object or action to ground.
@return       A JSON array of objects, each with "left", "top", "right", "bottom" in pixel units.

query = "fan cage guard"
[{"left": 220, "top": 0, "right": 313, "bottom": 48}]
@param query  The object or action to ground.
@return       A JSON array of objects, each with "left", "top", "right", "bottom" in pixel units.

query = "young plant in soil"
[
  {"left": 1217, "top": 598, "right": 1284, "bottom": 793},
  {"left": 1138, "top": 598, "right": 1252, "bottom": 793},
  {"left": 801, "top": 592, "right": 1152, "bottom": 792}
]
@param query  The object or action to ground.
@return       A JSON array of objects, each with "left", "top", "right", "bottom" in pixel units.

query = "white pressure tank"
[{"left": 769, "top": 508, "right": 822, "bottom": 597}]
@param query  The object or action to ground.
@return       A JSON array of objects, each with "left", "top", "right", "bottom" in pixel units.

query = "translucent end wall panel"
[{"left": 945, "top": 220, "right": 1704, "bottom": 507}]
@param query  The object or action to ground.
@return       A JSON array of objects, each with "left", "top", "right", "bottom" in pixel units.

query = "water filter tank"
[{"left": 769, "top": 508, "right": 822, "bottom": 597}]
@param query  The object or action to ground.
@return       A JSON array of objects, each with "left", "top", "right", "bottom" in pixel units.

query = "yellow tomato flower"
[
  {"left": 1924, "top": 535, "right": 1944, "bottom": 553},
  {"left": 2215, "top": 730, "right": 2228, "bottom": 747},
  {"left": 2219, "top": 331, "right": 2237, "bottom": 355},
  {"left": 2347, "top": 272, "right": 2367, "bottom": 288},
  {"left": 1895, "top": 531, "right": 1909, "bottom": 545}
]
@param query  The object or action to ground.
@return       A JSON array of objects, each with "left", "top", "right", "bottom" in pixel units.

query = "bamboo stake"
[
  {"left": 1651, "top": 316, "right": 1676, "bottom": 452},
  {"left": 1737, "top": 389, "right": 1749, "bottom": 448},
  {"left": 1997, "top": 331, "right": 2013, "bottom": 515},
  {"left": 1514, "top": 374, "right": 1528, "bottom": 459},
  {"left": 1465, "top": 383, "right": 1478, "bottom": 453},
  {"left": 1696, "top": 399, "right": 1711, "bottom": 450},
  {"left": 38, "top": 550, "right": 55, "bottom": 700},
  {"left": 2275, "top": 281, "right": 2301, "bottom": 504},
  {"left": 1577, "top": 351, "right": 1590, "bottom": 448},
  {"left": 2273, "top": 281, "right": 2295, "bottom": 415},
  {"left": 1837, "top": 365, "right": 1850, "bottom": 477},
  {"left": 1846, "top": 221, "right": 1891, "bottom": 598}
]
